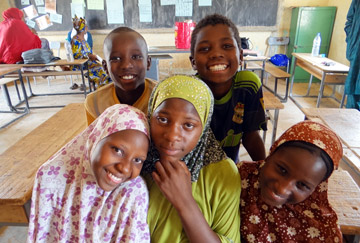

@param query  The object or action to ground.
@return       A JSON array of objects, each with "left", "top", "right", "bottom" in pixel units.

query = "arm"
[
  {"left": 152, "top": 160, "right": 221, "bottom": 243},
  {"left": 243, "top": 130, "right": 266, "bottom": 161},
  {"left": 344, "top": 0, "right": 355, "bottom": 39}
]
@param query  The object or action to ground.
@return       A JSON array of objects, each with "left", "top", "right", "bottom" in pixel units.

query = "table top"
[
  {"left": 149, "top": 46, "right": 190, "bottom": 54},
  {"left": 0, "top": 59, "right": 88, "bottom": 68},
  {"left": 328, "top": 170, "right": 360, "bottom": 235},
  {"left": 0, "top": 66, "right": 20, "bottom": 77},
  {"left": 292, "top": 53, "right": 349, "bottom": 73}
]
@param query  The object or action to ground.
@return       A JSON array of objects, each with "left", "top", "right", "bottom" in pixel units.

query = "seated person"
[
  {"left": 27, "top": 104, "right": 151, "bottom": 242},
  {"left": 71, "top": 15, "right": 109, "bottom": 89},
  {"left": 66, "top": 21, "right": 93, "bottom": 49},
  {"left": 84, "top": 27, "right": 156, "bottom": 125},
  {"left": 238, "top": 120, "right": 343, "bottom": 242},
  {"left": 0, "top": 8, "right": 41, "bottom": 64}
]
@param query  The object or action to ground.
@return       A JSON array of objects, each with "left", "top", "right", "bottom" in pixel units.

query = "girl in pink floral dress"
[
  {"left": 239, "top": 120, "right": 343, "bottom": 243},
  {"left": 27, "top": 104, "right": 150, "bottom": 243}
]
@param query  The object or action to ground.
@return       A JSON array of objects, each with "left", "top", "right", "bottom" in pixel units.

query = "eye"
[
  {"left": 276, "top": 164, "right": 287, "bottom": 176},
  {"left": 133, "top": 158, "right": 144, "bottom": 164},
  {"left": 157, "top": 116, "right": 168, "bottom": 124},
  {"left": 197, "top": 46, "right": 209, "bottom": 52},
  {"left": 296, "top": 181, "right": 311, "bottom": 191},
  {"left": 132, "top": 54, "right": 143, "bottom": 60},
  {"left": 184, "top": 122, "right": 195, "bottom": 129},
  {"left": 110, "top": 56, "right": 121, "bottom": 62},
  {"left": 112, "top": 147, "right": 124, "bottom": 156},
  {"left": 223, "top": 43, "right": 234, "bottom": 49}
]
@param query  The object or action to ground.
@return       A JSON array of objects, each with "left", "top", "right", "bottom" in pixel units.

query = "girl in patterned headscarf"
[
  {"left": 239, "top": 120, "right": 343, "bottom": 243},
  {"left": 142, "top": 75, "right": 241, "bottom": 242},
  {"left": 70, "top": 15, "right": 109, "bottom": 89},
  {"left": 28, "top": 104, "right": 150, "bottom": 243}
]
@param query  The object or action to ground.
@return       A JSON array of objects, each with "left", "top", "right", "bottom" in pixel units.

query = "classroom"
[{"left": 0, "top": 0, "right": 359, "bottom": 242}]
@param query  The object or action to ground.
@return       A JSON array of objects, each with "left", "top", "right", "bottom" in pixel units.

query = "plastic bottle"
[
  {"left": 311, "top": 33, "right": 321, "bottom": 57},
  {"left": 64, "top": 41, "right": 74, "bottom": 62}
]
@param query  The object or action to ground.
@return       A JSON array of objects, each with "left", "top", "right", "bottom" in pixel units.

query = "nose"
[
  {"left": 164, "top": 123, "right": 182, "bottom": 143},
  {"left": 275, "top": 179, "right": 293, "bottom": 198},
  {"left": 209, "top": 47, "right": 224, "bottom": 59},
  {"left": 120, "top": 57, "right": 134, "bottom": 69},
  {"left": 115, "top": 159, "right": 132, "bottom": 176}
]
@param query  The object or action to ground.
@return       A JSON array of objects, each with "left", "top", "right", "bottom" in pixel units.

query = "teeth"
[
  {"left": 209, "top": 64, "right": 227, "bottom": 71},
  {"left": 107, "top": 171, "right": 122, "bottom": 183},
  {"left": 122, "top": 75, "right": 134, "bottom": 80}
]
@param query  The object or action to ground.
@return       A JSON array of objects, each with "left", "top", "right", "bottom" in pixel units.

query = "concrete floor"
[{"left": 0, "top": 73, "right": 355, "bottom": 242}]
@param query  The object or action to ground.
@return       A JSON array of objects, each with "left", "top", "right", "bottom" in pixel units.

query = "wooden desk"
[
  {"left": 289, "top": 53, "right": 349, "bottom": 108},
  {"left": 147, "top": 54, "right": 173, "bottom": 81},
  {"left": 0, "top": 103, "right": 86, "bottom": 225},
  {"left": 263, "top": 91, "right": 284, "bottom": 145},
  {"left": 149, "top": 46, "right": 190, "bottom": 54},
  {"left": 328, "top": 170, "right": 360, "bottom": 237},
  {"left": 242, "top": 55, "right": 268, "bottom": 84},
  {"left": 0, "top": 67, "right": 29, "bottom": 129},
  {"left": 1, "top": 59, "right": 90, "bottom": 108}
]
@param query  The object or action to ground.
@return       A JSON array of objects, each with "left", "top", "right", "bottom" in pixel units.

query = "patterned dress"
[
  {"left": 72, "top": 36, "right": 109, "bottom": 87},
  {"left": 27, "top": 104, "right": 150, "bottom": 243}
]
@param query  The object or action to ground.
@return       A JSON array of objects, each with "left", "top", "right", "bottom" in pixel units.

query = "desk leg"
[
  {"left": 271, "top": 109, "right": 279, "bottom": 145},
  {"left": 289, "top": 57, "right": 297, "bottom": 97},
  {"left": 1, "top": 84, "right": 15, "bottom": 111},
  {"left": 306, "top": 75, "right": 313, "bottom": 96},
  {"left": 316, "top": 73, "right": 326, "bottom": 108},
  {"left": 261, "top": 60, "right": 265, "bottom": 84},
  {"left": 80, "top": 64, "right": 87, "bottom": 97},
  {"left": 19, "top": 71, "right": 30, "bottom": 110}
]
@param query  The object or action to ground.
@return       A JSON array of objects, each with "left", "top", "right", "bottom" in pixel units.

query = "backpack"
[{"left": 21, "top": 48, "right": 57, "bottom": 64}]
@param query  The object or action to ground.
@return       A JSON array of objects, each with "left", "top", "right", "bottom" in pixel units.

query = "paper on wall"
[
  {"left": 35, "top": 14, "right": 53, "bottom": 30},
  {"left": 21, "top": 0, "right": 30, "bottom": 5},
  {"left": 199, "top": 0, "right": 211, "bottom": 6},
  {"left": 45, "top": 0, "right": 56, "bottom": 13},
  {"left": 138, "top": 0, "right": 152, "bottom": 22},
  {"left": 35, "top": 0, "right": 45, "bottom": 6},
  {"left": 160, "top": 0, "right": 175, "bottom": 5},
  {"left": 175, "top": 0, "right": 192, "bottom": 16},
  {"left": 106, "top": 0, "right": 124, "bottom": 24},
  {"left": 88, "top": 0, "right": 104, "bottom": 10},
  {"left": 71, "top": 3, "right": 85, "bottom": 18},
  {"left": 50, "top": 13, "right": 62, "bottom": 24},
  {"left": 38, "top": 6, "right": 46, "bottom": 14},
  {"left": 26, "top": 19, "right": 36, "bottom": 28},
  {"left": 22, "top": 5, "right": 39, "bottom": 19}
]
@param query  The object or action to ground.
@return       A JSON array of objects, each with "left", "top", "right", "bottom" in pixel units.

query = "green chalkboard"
[{"left": 15, "top": 0, "right": 278, "bottom": 31}]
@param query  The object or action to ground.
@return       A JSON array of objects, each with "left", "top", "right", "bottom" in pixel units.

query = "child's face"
[
  {"left": 259, "top": 146, "right": 327, "bottom": 207},
  {"left": 150, "top": 98, "right": 203, "bottom": 162},
  {"left": 190, "top": 24, "right": 240, "bottom": 85},
  {"left": 103, "top": 32, "right": 151, "bottom": 92},
  {"left": 91, "top": 129, "right": 149, "bottom": 191}
]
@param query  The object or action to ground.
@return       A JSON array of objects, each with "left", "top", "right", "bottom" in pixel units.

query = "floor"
[{"left": 0, "top": 71, "right": 355, "bottom": 242}]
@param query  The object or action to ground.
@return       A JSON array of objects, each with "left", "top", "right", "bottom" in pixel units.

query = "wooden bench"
[
  {"left": 264, "top": 63, "right": 291, "bottom": 102},
  {"left": 0, "top": 103, "right": 86, "bottom": 225},
  {"left": 263, "top": 91, "right": 284, "bottom": 145}
]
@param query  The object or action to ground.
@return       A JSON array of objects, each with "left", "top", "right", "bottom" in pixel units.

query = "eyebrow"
[{"left": 156, "top": 110, "right": 201, "bottom": 122}]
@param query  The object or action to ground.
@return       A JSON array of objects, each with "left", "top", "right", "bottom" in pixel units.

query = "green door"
[{"left": 287, "top": 7, "right": 336, "bottom": 82}]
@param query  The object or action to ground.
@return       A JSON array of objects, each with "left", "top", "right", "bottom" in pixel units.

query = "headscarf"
[
  {"left": 72, "top": 15, "right": 86, "bottom": 33},
  {"left": 239, "top": 120, "right": 343, "bottom": 243},
  {"left": 269, "top": 120, "right": 343, "bottom": 170},
  {"left": 142, "top": 75, "right": 227, "bottom": 182},
  {"left": 28, "top": 104, "right": 150, "bottom": 243},
  {"left": 2, "top": 8, "right": 23, "bottom": 20}
]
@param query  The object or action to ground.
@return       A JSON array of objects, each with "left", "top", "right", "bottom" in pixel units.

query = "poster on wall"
[
  {"left": 45, "top": 0, "right": 56, "bottom": 13},
  {"left": 22, "top": 5, "right": 39, "bottom": 19},
  {"left": 35, "top": 14, "right": 53, "bottom": 30}
]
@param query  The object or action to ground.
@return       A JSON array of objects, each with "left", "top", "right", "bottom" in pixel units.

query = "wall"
[{"left": 2, "top": 0, "right": 352, "bottom": 74}]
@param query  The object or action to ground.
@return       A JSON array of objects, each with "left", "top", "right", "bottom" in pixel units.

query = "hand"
[
  {"left": 152, "top": 159, "right": 193, "bottom": 210},
  {"left": 88, "top": 53, "right": 97, "bottom": 61}
]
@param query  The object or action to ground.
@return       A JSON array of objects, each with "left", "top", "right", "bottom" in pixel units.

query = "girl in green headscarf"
[{"left": 142, "top": 75, "right": 241, "bottom": 243}]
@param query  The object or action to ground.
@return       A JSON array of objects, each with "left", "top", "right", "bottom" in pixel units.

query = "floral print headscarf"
[
  {"left": 72, "top": 15, "right": 86, "bottom": 33},
  {"left": 142, "top": 75, "right": 227, "bottom": 182}
]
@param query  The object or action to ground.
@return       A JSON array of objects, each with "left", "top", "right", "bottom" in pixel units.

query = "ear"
[
  {"left": 189, "top": 56, "right": 197, "bottom": 70},
  {"left": 102, "top": 59, "right": 109, "bottom": 75},
  {"left": 147, "top": 56, "right": 151, "bottom": 71},
  {"left": 239, "top": 49, "right": 244, "bottom": 67}
]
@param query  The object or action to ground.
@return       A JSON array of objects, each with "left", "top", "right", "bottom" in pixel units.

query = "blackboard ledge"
[{"left": 38, "top": 25, "right": 277, "bottom": 36}]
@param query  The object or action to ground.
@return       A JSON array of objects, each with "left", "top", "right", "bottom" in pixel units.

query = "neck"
[
  {"left": 115, "top": 83, "right": 145, "bottom": 105},
  {"left": 205, "top": 80, "right": 232, "bottom": 100}
]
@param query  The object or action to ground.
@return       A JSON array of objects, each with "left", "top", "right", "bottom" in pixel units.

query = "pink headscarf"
[
  {"left": 28, "top": 104, "right": 150, "bottom": 243},
  {"left": 2, "top": 8, "right": 23, "bottom": 20}
]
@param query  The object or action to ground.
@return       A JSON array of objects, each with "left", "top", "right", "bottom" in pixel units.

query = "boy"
[
  {"left": 84, "top": 27, "right": 156, "bottom": 125},
  {"left": 189, "top": 14, "right": 267, "bottom": 162}
]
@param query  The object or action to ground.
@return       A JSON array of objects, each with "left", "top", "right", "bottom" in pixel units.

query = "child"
[
  {"left": 189, "top": 14, "right": 267, "bottom": 162},
  {"left": 70, "top": 16, "right": 109, "bottom": 90},
  {"left": 27, "top": 104, "right": 150, "bottom": 243},
  {"left": 238, "top": 120, "right": 343, "bottom": 242},
  {"left": 84, "top": 27, "right": 156, "bottom": 125},
  {"left": 142, "top": 75, "right": 241, "bottom": 242}
]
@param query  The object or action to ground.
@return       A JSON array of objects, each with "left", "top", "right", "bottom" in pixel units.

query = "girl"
[
  {"left": 70, "top": 15, "right": 109, "bottom": 89},
  {"left": 239, "top": 120, "right": 343, "bottom": 242},
  {"left": 142, "top": 75, "right": 241, "bottom": 242},
  {"left": 27, "top": 104, "right": 150, "bottom": 243}
]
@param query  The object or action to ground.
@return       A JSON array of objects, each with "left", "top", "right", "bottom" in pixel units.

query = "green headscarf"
[{"left": 143, "top": 75, "right": 227, "bottom": 181}]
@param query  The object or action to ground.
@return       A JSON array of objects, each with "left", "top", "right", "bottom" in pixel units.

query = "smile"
[
  {"left": 107, "top": 170, "right": 123, "bottom": 184},
  {"left": 209, "top": 64, "right": 228, "bottom": 71},
  {"left": 121, "top": 75, "right": 135, "bottom": 80}
]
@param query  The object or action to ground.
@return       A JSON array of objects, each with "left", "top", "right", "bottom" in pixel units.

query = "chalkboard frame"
[{"left": 15, "top": 0, "right": 279, "bottom": 32}]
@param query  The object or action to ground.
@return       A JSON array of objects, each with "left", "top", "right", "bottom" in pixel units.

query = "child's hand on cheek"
[{"left": 152, "top": 159, "right": 194, "bottom": 210}]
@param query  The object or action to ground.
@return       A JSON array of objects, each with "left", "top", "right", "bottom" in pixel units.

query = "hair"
[
  {"left": 104, "top": 27, "right": 148, "bottom": 55},
  {"left": 275, "top": 141, "right": 334, "bottom": 181},
  {"left": 190, "top": 14, "right": 241, "bottom": 57}
]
